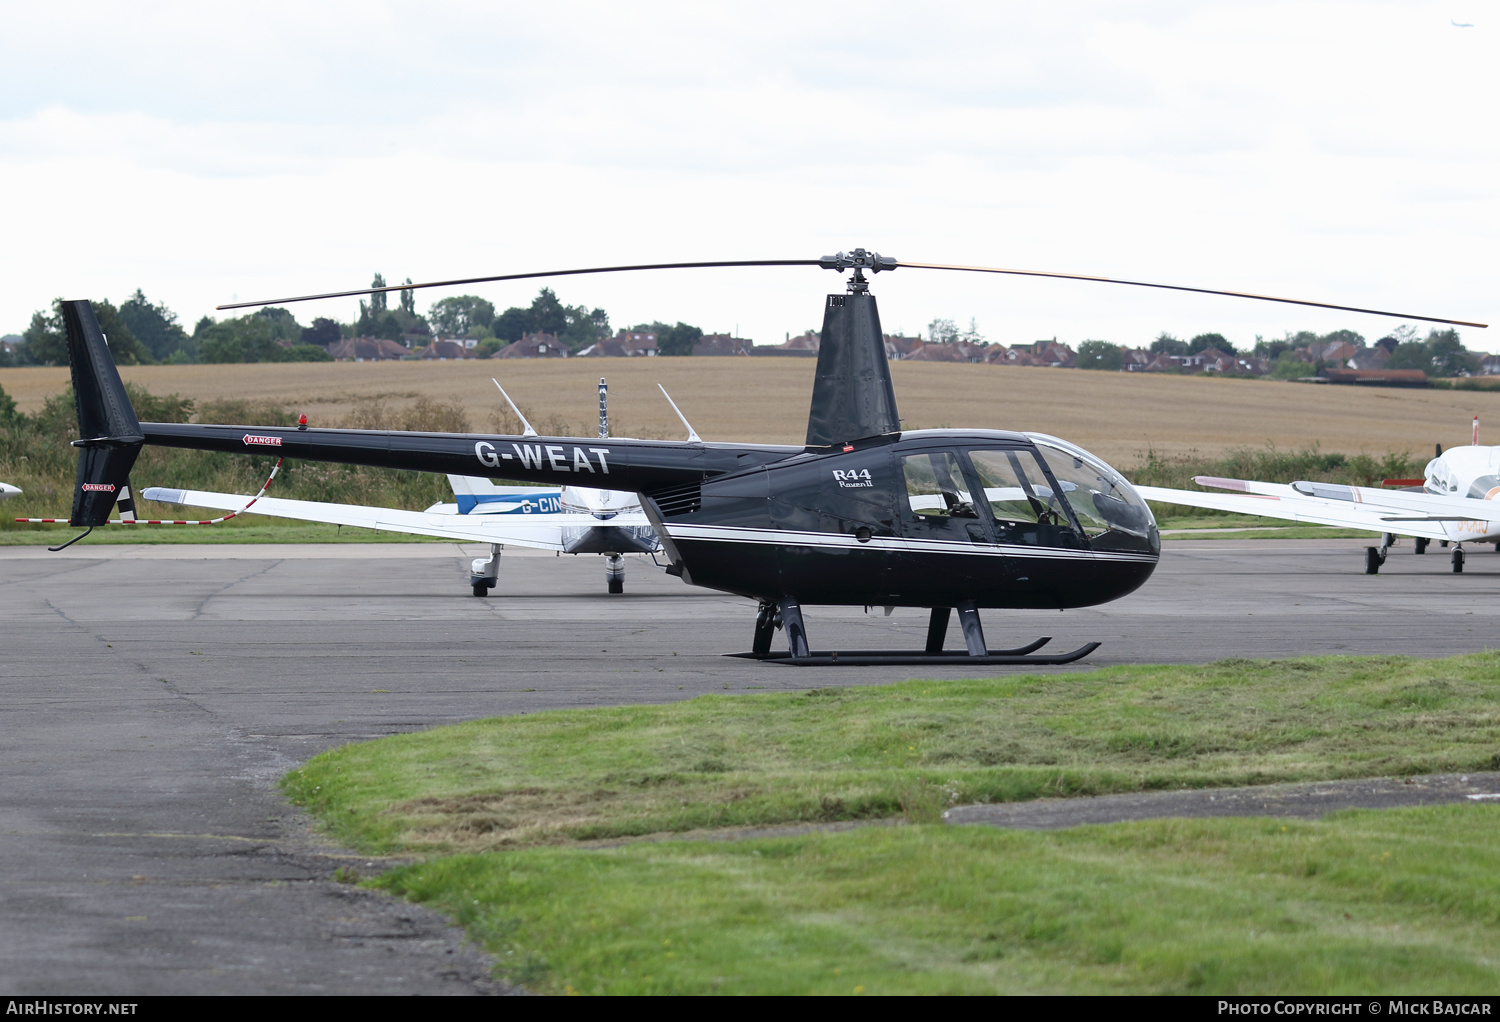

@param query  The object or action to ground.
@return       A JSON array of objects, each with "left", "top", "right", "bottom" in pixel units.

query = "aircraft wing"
[
  {"left": 1190, "top": 475, "right": 1500, "bottom": 523},
  {"left": 1134, "top": 484, "right": 1458, "bottom": 541},
  {"left": 1191, "top": 475, "right": 1500, "bottom": 518},
  {"left": 141, "top": 487, "right": 650, "bottom": 551}
]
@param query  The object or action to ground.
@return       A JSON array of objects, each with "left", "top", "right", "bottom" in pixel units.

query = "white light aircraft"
[
  {"left": 1134, "top": 417, "right": 1500, "bottom": 574},
  {"left": 143, "top": 379, "right": 663, "bottom": 595},
  {"left": 0, "top": 482, "right": 20, "bottom": 500}
]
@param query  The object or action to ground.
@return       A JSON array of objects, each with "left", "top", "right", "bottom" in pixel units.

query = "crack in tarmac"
[{"left": 189, "top": 558, "right": 285, "bottom": 619}]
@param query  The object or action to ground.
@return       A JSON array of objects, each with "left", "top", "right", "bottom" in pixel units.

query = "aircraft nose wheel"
[
  {"left": 605, "top": 554, "right": 625, "bottom": 594},
  {"left": 1364, "top": 546, "right": 1386, "bottom": 575},
  {"left": 470, "top": 544, "right": 501, "bottom": 597},
  {"left": 1453, "top": 546, "right": 1465, "bottom": 573},
  {"left": 1414, "top": 537, "right": 1428, "bottom": 555}
]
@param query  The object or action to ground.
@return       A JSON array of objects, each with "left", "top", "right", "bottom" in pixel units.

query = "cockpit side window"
[
  {"left": 967, "top": 450, "right": 1063, "bottom": 527},
  {"left": 900, "top": 451, "right": 979, "bottom": 519}
]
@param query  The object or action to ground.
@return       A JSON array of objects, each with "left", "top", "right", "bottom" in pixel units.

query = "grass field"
[
  {"left": 373, "top": 808, "right": 1500, "bottom": 994},
  {"left": 1157, "top": 517, "right": 1382, "bottom": 540},
  {"left": 286, "top": 653, "right": 1500, "bottom": 854},
  {"left": 4, "top": 358, "right": 1497, "bottom": 464},
  {"left": 287, "top": 652, "right": 1500, "bottom": 993}
]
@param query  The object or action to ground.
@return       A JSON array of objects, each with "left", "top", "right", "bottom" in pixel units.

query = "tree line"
[
  {"left": 433, "top": 286, "right": 704, "bottom": 357},
  {"left": 1073, "top": 326, "right": 1479, "bottom": 378},
  {"left": 5, "top": 291, "right": 336, "bottom": 367},
  {"left": 2, "top": 278, "right": 710, "bottom": 366}
]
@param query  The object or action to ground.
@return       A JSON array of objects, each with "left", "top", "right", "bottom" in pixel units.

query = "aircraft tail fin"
[{"left": 62, "top": 300, "right": 144, "bottom": 526}]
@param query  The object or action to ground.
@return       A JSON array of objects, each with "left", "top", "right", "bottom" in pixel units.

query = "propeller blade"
[
  {"left": 216, "top": 259, "right": 821, "bottom": 310},
  {"left": 896, "top": 260, "right": 1487, "bottom": 328}
]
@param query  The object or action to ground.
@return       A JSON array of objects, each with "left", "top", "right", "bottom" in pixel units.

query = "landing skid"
[
  {"left": 728, "top": 637, "right": 1101, "bottom": 666},
  {"left": 734, "top": 598, "right": 1102, "bottom": 666}
]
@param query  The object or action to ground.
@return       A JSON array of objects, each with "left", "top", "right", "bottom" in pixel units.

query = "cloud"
[{"left": 0, "top": 1, "right": 1493, "bottom": 351}]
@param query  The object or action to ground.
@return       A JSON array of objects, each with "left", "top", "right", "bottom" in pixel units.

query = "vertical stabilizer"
[
  {"left": 61, "top": 300, "right": 144, "bottom": 526},
  {"left": 804, "top": 291, "right": 900, "bottom": 448}
]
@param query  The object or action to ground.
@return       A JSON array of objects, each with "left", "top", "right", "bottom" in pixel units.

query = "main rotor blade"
[
  {"left": 896, "top": 261, "right": 1487, "bottom": 328},
  {"left": 215, "top": 259, "right": 821, "bottom": 310},
  {"left": 219, "top": 251, "right": 1485, "bottom": 329}
]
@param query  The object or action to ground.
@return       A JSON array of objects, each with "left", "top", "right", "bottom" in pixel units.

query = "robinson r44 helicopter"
[{"left": 48, "top": 249, "right": 1482, "bottom": 664}]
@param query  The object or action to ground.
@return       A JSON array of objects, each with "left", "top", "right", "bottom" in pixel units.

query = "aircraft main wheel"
[
  {"left": 1441, "top": 540, "right": 1450, "bottom": 548},
  {"left": 1414, "top": 538, "right": 1428, "bottom": 555},
  {"left": 608, "top": 578, "right": 624, "bottom": 594},
  {"left": 1453, "top": 548, "right": 1465, "bottom": 574},
  {"left": 1364, "top": 547, "right": 1382, "bottom": 575},
  {"left": 472, "top": 582, "right": 490, "bottom": 597}
]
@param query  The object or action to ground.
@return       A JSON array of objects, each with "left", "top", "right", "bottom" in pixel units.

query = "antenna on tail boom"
[
  {"left": 658, "top": 385, "right": 701, "bottom": 442},
  {"left": 492, "top": 379, "right": 538, "bottom": 437}
]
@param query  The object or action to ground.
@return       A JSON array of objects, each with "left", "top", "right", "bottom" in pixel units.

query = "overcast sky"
[{"left": 0, "top": 1, "right": 1492, "bottom": 350}]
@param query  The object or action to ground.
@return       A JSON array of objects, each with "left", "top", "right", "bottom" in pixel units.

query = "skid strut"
[{"left": 730, "top": 600, "right": 1100, "bottom": 666}]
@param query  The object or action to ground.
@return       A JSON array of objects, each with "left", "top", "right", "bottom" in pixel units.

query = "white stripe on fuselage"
[{"left": 662, "top": 523, "right": 1158, "bottom": 562}]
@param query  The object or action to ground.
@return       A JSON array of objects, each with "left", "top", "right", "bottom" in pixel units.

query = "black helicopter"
[{"left": 54, "top": 250, "right": 1484, "bottom": 665}]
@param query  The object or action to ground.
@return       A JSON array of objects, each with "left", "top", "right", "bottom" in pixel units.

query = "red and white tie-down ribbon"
[{"left": 16, "top": 459, "right": 284, "bottom": 526}]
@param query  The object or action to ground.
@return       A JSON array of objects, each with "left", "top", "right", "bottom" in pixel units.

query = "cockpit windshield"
[
  {"left": 1026, "top": 435, "right": 1158, "bottom": 553},
  {"left": 1468, "top": 475, "right": 1500, "bottom": 500}
]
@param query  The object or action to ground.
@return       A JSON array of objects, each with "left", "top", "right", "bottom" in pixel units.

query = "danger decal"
[{"left": 243, "top": 435, "right": 283, "bottom": 447}]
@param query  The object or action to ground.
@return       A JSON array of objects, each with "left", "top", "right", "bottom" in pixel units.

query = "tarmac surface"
[
  {"left": 946, "top": 772, "right": 1500, "bottom": 829},
  {"left": 2, "top": 536, "right": 1498, "bottom": 994}
]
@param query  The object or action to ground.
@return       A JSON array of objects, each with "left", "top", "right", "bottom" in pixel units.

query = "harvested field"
[{"left": 5, "top": 360, "right": 1498, "bottom": 464}]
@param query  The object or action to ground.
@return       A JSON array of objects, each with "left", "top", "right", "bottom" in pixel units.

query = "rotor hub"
[{"left": 819, "top": 248, "right": 898, "bottom": 293}]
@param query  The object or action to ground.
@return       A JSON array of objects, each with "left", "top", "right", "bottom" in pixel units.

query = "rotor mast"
[{"left": 805, "top": 249, "right": 902, "bottom": 449}]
